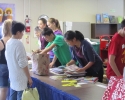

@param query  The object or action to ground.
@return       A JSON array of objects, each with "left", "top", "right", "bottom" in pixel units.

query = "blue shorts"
[{"left": 0, "top": 64, "right": 9, "bottom": 87}]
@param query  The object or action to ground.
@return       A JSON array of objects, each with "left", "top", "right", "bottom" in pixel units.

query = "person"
[
  {"left": 37, "top": 18, "right": 48, "bottom": 50},
  {"left": 107, "top": 19, "right": 125, "bottom": 79},
  {"left": 64, "top": 30, "right": 103, "bottom": 82},
  {"left": 40, "top": 27, "right": 72, "bottom": 66},
  {"left": 33, "top": 26, "right": 46, "bottom": 53},
  {"left": 47, "top": 18, "right": 62, "bottom": 67},
  {"left": 47, "top": 18, "right": 62, "bottom": 35},
  {"left": 5, "top": 21, "right": 32, "bottom": 100},
  {"left": 0, "top": 19, "right": 12, "bottom": 100}
]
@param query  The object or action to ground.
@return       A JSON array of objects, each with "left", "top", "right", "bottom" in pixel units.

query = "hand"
[
  {"left": 32, "top": 50, "right": 37, "bottom": 55},
  {"left": 27, "top": 56, "right": 31, "bottom": 60},
  {"left": 28, "top": 77, "right": 33, "bottom": 87},
  {"left": 49, "top": 62, "right": 54, "bottom": 68},
  {"left": 76, "top": 68, "right": 85, "bottom": 72},
  {"left": 66, "top": 63, "right": 70, "bottom": 67}
]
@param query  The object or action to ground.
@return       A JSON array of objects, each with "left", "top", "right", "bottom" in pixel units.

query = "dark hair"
[
  {"left": 121, "top": 19, "right": 125, "bottom": 28},
  {"left": 34, "top": 26, "right": 42, "bottom": 32},
  {"left": 11, "top": 21, "right": 25, "bottom": 35},
  {"left": 42, "top": 27, "right": 54, "bottom": 36},
  {"left": 48, "top": 18, "right": 61, "bottom": 30},
  {"left": 38, "top": 18, "right": 47, "bottom": 26},
  {"left": 64, "top": 30, "right": 84, "bottom": 41}
]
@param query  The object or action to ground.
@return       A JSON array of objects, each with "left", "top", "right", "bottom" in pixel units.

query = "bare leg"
[{"left": 0, "top": 88, "right": 8, "bottom": 100}]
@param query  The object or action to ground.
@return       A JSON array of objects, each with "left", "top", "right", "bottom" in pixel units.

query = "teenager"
[
  {"left": 107, "top": 19, "right": 125, "bottom": 79},
  {"left": 40, "top": 27, "right": 71, "bottom": 66},
  {"left": 5, "top": 21, "right": 32, "bottom": 100},
  {"left": 64, "top": 30, "right": 104, "bottom": 82}
]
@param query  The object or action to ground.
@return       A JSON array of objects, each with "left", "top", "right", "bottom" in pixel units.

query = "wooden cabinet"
[{"left": 91, "top": 23, "right": 121, "bottom": 38}]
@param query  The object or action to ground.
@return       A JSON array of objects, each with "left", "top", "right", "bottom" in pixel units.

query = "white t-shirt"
[
  {"left": 5, "top": 38, "right": 28, "bottom": 91},
  {"left": 38, "top": 38, "right": 41, "bottom": 49}
]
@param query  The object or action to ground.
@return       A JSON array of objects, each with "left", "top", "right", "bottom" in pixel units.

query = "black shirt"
[{"left": 0, "top": 39, "right": 7, "bottom": 64}]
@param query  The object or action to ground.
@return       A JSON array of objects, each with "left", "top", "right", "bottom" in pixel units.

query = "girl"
[
  {"left": 47, "top": 18, "right": 62, "bottom": 67},
  {"left": 64, "top": 30, "right": 104, "bottom": 82},
  {"left": 38, "top": 18, "right": 48, "bottom": 49},
  {"left": 0, "top": 19, "right": 12, "bottom": 100},
  {"left": 33, "top": 18, "right": 48, "bottom": 54}
]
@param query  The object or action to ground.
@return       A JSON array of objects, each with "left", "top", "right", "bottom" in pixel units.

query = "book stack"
[
  {"left": 50, "top": 68, "right": 65, "bottom": 75},
  {"left": 65, "top": 64, "right": 86, "bottom": 77}
]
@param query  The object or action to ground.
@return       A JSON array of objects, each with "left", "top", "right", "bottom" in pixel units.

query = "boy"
[
  {"left": 40, "top": 27, "right": 72, "bottom": 67},
  {"left": 5, "top": 21, "right": 32, "bottom": 100},
  {"left": 107, "top": 19, "right": 125, "bottom": 79}
]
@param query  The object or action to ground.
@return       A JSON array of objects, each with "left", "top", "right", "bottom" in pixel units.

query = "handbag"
[
  {"left": 102, "top": 67, "right": 125, "bottom": 100},
  {"left": 22, "top": 87, "right": 39, "bottom": 100}
]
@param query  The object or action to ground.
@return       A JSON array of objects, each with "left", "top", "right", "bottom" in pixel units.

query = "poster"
[
  {"left": 0, "top": 3, "right": 15, "bottom": 25},
  {"left": 0, "top": 3, "right": 15, "bottom": 38}
]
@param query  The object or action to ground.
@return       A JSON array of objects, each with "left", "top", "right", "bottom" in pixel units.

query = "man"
[{"left": 107, "top": 19, "right": 125, "bottom": 79}]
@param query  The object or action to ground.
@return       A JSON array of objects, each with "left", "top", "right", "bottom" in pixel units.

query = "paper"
[
  {"left": 77, "top": 83, "right": 87, "bottom": 85},
  {"left": 96, "top": 84, "right": 107, "bottom": 88},
  {"left": 65, "top": 21, "right": 72, "bottom": 31},
  {"left": 49, "top": 76, "right": 66, "bottom": 81},
  {"left": 75, "top": 84, "right": 81, "bottom": 87}
]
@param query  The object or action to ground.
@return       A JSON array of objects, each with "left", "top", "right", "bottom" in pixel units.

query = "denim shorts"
[{"left": 0, "top": 64, "right": 9, "bottom": 87}]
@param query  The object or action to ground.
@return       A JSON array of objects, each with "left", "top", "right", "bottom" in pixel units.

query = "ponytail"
[
  {"left": 64, "top": 30, "right": 84, "bottom": 41},
  {"left": 48, "top": 18, "right": 61, "bottom": 31},
  {"left": 55, "top": 19, "right": 61, "bottom": 30}
]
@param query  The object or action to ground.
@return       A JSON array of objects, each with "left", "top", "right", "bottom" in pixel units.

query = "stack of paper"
[
  {"left": 65, "top": 64, "right": 86, "bottom": 77},
  {"left": 50, "top": 68, "right": 65, "bottom": 75}
]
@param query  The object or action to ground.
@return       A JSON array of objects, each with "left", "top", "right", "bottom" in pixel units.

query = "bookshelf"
[{"left": 91, "top": 23, "right": 121, "bottom": 38}]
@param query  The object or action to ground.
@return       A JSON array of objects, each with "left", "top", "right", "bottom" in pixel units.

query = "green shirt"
[{"left": 46, "top": 35, "right": 71, "bottom": 65}]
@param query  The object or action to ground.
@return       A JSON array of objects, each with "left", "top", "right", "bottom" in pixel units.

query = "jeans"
[
  {"left": 0, "top": 64, "right": 9, "bottom": 87},
  {"left": 9, "top": 88, "right": 23, "bottom": 100}
]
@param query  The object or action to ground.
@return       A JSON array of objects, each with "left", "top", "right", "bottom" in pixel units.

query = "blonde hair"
[
  {"left": 2, "top": 19, "right": 12, "bottom": 37},
  {"left": 48, "top": 18, "right": 61, "bottom": 31}
]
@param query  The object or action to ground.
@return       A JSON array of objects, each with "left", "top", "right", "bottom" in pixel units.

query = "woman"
[
  {"left": 38, "top": 18, "right": 48, "bottom": 49},
  {"left": 0, "top": 19, "right": 12, "bottom": 100},
  {"left": 64, "top": 30, "right": 104, "bottom": 82},
  {"left": 47, "top": 18, "right": 62, "bottom": 67}
]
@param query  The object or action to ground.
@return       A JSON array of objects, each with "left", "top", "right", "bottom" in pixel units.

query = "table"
[{"left": 30, "top": 71, "right": 106, "bottom": 100}]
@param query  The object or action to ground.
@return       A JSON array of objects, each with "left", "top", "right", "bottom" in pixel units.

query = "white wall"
[{"left": 0, "top": 0, "right": 124, "bottom": 52}]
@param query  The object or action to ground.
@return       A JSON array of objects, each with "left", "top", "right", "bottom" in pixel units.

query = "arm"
[
  {"left": 76, "top": 62, "right": 94, "bottom": 72},
  {"left": 16, "top": 43, "right": 33, "bottom": 86},
  {"left": 49, "top": 55, "right": 57, "bottom": 68},
  {"left": 0, "top": 41, "right": 4, "bottom": 51},
  {"left": 109, "top": 55, "right": 121, "bottom": 76},
  {"left": 40, "top": 44, "right": 56, "bottom": 54},
  {"left": 23, "top": 66, "right": 32, "bottom": 86},
  {"left": 66, "top": 60, "right": 76, "bottom": 67}
]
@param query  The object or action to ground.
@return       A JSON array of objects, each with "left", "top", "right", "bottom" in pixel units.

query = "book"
[
  {"left": 77, "top": 77, "right": 98, "bottom": 84},
  {"left": 65, "top": 64, "right": 79, "bottom": 71},
  {"left": 109, "top": 15, "right": 116, "bottom": 23},
  {"left": 96, "top": 14, "right": 101, "bottom": 23},
  {"left": 49, "top": 68, "right": 65, "bottom": 75},
  {"left": 102, "top": 13, "right": 110, "bottom": 23},
  {"left": 117, "top": 16, "right": 123, "bottom": 23}
]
